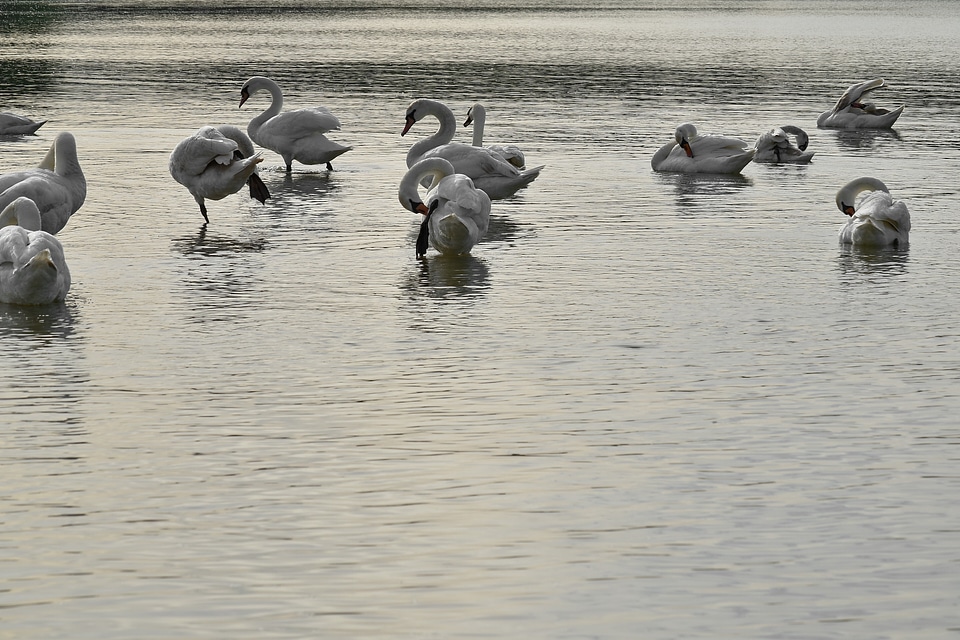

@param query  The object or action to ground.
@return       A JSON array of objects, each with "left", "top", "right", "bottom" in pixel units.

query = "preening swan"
[
  {"left": 0, "top": 197, "right": 70, "bottom": 304},
  {"left": 399, "top": 157, "right": 491, "bottom": 258},
  {"left": 0, "top": 131, "right": 86, "bottom": 234},
  {"left": 169, "top": 125, "right": 270, "bottom": 223},
  {"left": 651, "top": 123, "right": 755, "bottom": 174},
  {"left": 239, "top": 75, "right": 351, "bottom": 172},
  {"left": 754, "top": 125, "right": 814, "bottom": 163},
  {"left": 402, "top": 98, "right": 542, "bottom": 200},
  {"left": 463, "top": 103, "right": 526, "bottom": 168},
  {"left": 0, "top": 112, "right": 46, "bottom": 135},
  {"left": 835, "top": 177, "right": 909, "bottom": 247},
  {"left": 817, "top": 78, "right": 904, "bottom": 129}
]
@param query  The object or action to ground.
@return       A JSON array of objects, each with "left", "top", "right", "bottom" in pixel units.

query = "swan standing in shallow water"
[
  {"left": 817, "top": 79, "right": 904, "bottom": 129},
  {"left": 169, "top": 125, "right": 270, "bottom": 223},
  {"left": 402, "top": 98, "right": 542, "bottom": 200},
  {"left": 0, "top": 131, "right": 86, "bottom": 234},
  {"left": 0, "top": 112, "right": 46, "bottom": 135},
  {"left": 754, "top": 125, "right": 815, "bottom": 163},
  {"left": 399, "top": 157, "right": 491, "bottom": 258},
  {"left": 239, "top": 76, "right": 351, "bottom": 172},
  {"left": 462, "top": 103, "right": 526, "bottom": 168},
  {"left": 0, "top": 197, "right": 70, "bottom": 304},
  {"left": 835, "top": 177, "right": 910, "bottom": 247},
  {"left": 651, "top": 123, "right": 755, "bottom": 174}
]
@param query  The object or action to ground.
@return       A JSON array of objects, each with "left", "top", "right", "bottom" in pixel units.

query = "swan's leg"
[{"left": 196, "top": 197, "right": 210, "bottom": 224}]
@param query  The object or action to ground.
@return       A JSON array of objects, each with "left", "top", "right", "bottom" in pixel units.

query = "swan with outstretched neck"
[
  {"left": 169, "top": 125, "right": 270, "bottom": 223},
  {"left": 402, "top": 98, "right": 542, "bottom": 200},
  {"left": 0, "top": 196, "right": 70, "bottom": 304},
  {"left": 652, "top": 123, "right": 755, "bottom": 174},
  {"left": 0, "top": 112, "right": 46, "bottom": 135},
  {"left": 754, "top": 125, "right": 814, "bottom": 163},
  {"left": 398, "top": 157, "right": 491, "bottom": 258},
  {"left": 0, "top": 132, "right": 86, "bottom": 234},
  {"left": 239, "top": 76, "right": 351, "bottom": 172},
  {"left": 835, "top": 177, "right": 909, "bottom": 247},
  {"left": 462, "top": 103, "right": 526, "bottom": 168},
  {"left": 817, "top": 79, "right": 903, "bottom": 129}
]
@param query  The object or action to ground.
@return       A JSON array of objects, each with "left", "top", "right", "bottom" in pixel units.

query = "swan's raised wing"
[{"left": 832, "top": 78, "right": 886, "bottom": 111}]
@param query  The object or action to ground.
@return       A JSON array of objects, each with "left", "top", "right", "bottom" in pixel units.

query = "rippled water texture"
[{"left": 2, "top": 1, "right": 959, "bottom": 637}]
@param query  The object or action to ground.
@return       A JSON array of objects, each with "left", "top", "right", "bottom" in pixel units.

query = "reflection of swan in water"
[
  {"left": 401, "top": 253, "right": 491, "bottom": 307},
  {"left": 654, "top": 172, "right": 752, "bottom": 211},
  {"left": 817, "top": 78, "right": 904, "bottom": 129},
  {"left": 837, "top": 244, "right": 910, "bottom": 283},
  {"left": 651, "top": 123, "right": 754, "bottom": 174},
  {"left": 171, "top": 223, "right": 268, "bottom": 257},
  {"left": 835, "top": 177, "right": 909, "bottom": 248},
  {"left": 831, "top": 128, "right": 901, "bottom": 151},
  {"left": 0, "top": 293, "right": 78, "bottom": 338}
]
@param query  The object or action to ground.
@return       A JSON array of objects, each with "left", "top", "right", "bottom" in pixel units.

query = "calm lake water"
[{"left": 2, "top": 1, "right": 959, "bottom": 637}]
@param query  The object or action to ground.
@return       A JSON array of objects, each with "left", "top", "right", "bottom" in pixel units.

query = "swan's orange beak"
[
  {"left": 415, "top": 202, "right": 429, "bottom": 215},
  {"left": 681, "top": 140, "right": 693, "bottom": 158},
  {"left": 401, "top": 114, "right": 416, "bottom": 136},
  {"left": 239, "top": 88, "right": 250, "bottom": 108},
  {"left": 842, "top": 204, "right": 855, "bottom": 216}
]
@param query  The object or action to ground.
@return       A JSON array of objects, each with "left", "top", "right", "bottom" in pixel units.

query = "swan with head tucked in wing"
[
  {"left": 402, "top": 98, "right": 542, "bottom": 200},
  {"left": 754, "top": 125, "right": 815, "bottom": 163},
  {"left": 169, "top": 124, "right": 270, "bottom": 223},
  {"left": 817, "top": 79, "right": 904, "bottom": 129},
  {"left": 240, "top": 75, "right": 351, "bottom": 172},
  {"left": 835, "top": 177, "right": 909, "bottom": 247},
  {"left": 0, "top": 132, "right": 85, "bottom": 234},
  {"left": 462, "top": 102, "right": 526, "bottom": 168},
  {"left": 399, "top": 156, "right": 491, "bottom": 258},
  {"left": 651, "top": 122, "right": 754, "bottom": 174},
  {"left": 0, "top": 112, "right": 46, "bottom": 135},
  {"left": 0, "top": 196, "right": 70, "bottom": 304}
]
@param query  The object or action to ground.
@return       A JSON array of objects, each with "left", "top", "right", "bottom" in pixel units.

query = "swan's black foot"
[
  {"left": 247, "top": 174, "right": 271, "bottom": 204},
  {"left": 326, "top": 162, "right": 333, "bottom": 171}
]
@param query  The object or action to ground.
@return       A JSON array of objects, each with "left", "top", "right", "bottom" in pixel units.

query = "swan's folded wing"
[
  {"left": 263, "top": 108, "right": 342, "bottom": 138},
  {"left": 0, "top": 175, "right": 69, "bottom": 214},
  {"left": 692, "top": 135, "right": 750, "bottom": 157},
  {"left": 0, "top": 226, "right": 31, "bottom": 267},
  {"left": 172, "top": 128, "right": 239, "bottom": 175}
]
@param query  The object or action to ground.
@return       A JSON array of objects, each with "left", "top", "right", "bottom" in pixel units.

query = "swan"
[
  {"left": 754, "top": 125, "right": 814, "bottom": 163},
  {"left": 817, "top": 78, "right": 904, "bottom": 129},
  {"left": 462, "top": 103, "right": 526, "bottom": 168},
  {"left": 651, "top": 123, "right": 755, "bottom": 174},
  {"left": 835, "top": 177, "right": 909, "bottom": 247},
  {"left": 402, "top": 98, "right": 543, "bottom": 200},
  {"left": 398, "top": 157, "right": 491, "bottom": 258},
  {"left": 239, "top": 75, "right": 351, "bottom": 172},
  {"left": 169, "top": 125, "right": 270, "bottom": 223},
  {"left": 0, "top": 112, "right": 46, "bottom": 135},
  {"left": 0, "top": 131, "right": 86, "bottom": 234},
  {"left": 0, "top": 197, "right": 70, "bottom": 304}
]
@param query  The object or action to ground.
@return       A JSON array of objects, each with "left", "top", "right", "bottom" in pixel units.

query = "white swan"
[
  {"left": 402, "top": 98, "right": 542, "bottom": 200},
  {"left": 835, "top": 177, "right": 910, "bottom": 247},
  {"left": 0, "top": 132, "right": 86, "bottom": 234},
  {"left": 817, "top": 78, "right": 904, "bottom": 129},
  {"left": 169, "top": 125, "right": 270, "bottom": 223},
  {"left": 651, "top": 123, "right": 755, "bottom": 174},
  {"left": 398, "top": 157, "right": 491, "bottom": 258},
  {"left": 754, "top": 125, "right": 814, "bottom": 163},
  {"left": 239, "top": 76, "right": 351, "bottom": 172},
  {"left": 0, "top": 112, "right": 46, "bottom": 135},
  {"left": 0, "top": 197, "right": 70, "bottom": 304},
  {"left": 463, "top": 103, "right": 526, "bottom": 168}
]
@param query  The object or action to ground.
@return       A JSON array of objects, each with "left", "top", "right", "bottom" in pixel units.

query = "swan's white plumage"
[
  {"left": 754, "top": 125, "right": 814, "bottom": 163},
  {"left": 0, "top": 112, "right": 46, "bottom": 135},
  {"left": 817, "top": 78, "right": 904, "bottom": 129},
  {"left": 399, "top": 157, "right": 491, "bottom": 257},
  {"left": 463, "top": 103, "right": 526, "bottom": 168},
  {"left": 0, "top": 197, "right": 70, "bottom": 304},
  {"left": 169, "top": 125, "right": 270, "bottom": 223},
  {"left": 403, "top": 98, "right": 542, "bottom": 200},
  {"left": 239, "top": 76, "right": 351, "bottom": 171},
  {"left": 652, "top": 123, "right": 755, "bottom": 174},
  {"left": 0, "top": 132, "right": 86, "bottom": 234},
  {"left": 836, "top": 177, "right": 910, "bottom": 247}
]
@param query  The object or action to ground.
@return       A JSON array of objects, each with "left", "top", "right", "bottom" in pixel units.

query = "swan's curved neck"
[
  {"left": 468, "top": 104, "right": 486, "bottom": 147},
  {"left": 837, "top": 177, "right": 889, "bottom": 214},
  {"left": 405, "top": 101, "right": 457, "bottom": 167},
  {"left": 399, "top": 158, "right": 453, "bottom": 212},
  {"left": 249, "top": 80, "right": 284, "bottom": 132},
  {"left": 0, "top": 197, "right": 43, "bottom": 231}
]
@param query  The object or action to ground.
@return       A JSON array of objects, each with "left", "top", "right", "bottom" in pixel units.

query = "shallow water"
[{"left": 2, "top": 1, "right": 960, "bottom": 637}]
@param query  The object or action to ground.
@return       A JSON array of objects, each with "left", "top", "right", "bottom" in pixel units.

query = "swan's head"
[
  {"left": 401, "top": 101, "right": 425, "bottom": 136},
  {"left": 836, "top": 177, "right": 890, "bottom": 216},
  {"left": 675, "top": 123, "right": 697, "bottom": 157},
  {"left": 463, "top": 103, "right": 484, "bottom": 128},
  {"left": 239, "top": 76, "right": 273, "bottom": 108},
  {"left": 401, "top": 98, "right": 448, "bottom": 137}
]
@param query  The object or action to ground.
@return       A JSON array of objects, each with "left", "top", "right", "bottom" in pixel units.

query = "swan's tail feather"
[
  {"left": 247, "top": 174, "right": 271, "bottom": 204},
  {"left": 519, "top": 165, "right": 545, "bottom": 186}
]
